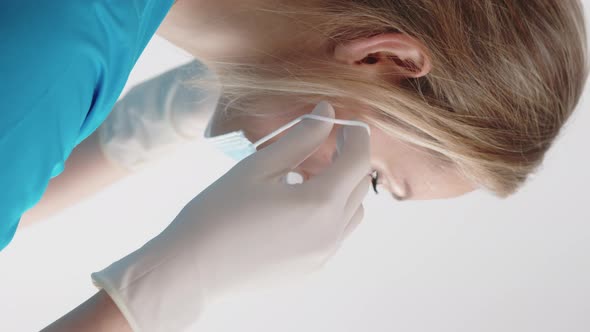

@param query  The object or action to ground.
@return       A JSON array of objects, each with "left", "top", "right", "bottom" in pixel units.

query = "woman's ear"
[{"left": 333, "top": 33, "right": 432, "bottom": 80}]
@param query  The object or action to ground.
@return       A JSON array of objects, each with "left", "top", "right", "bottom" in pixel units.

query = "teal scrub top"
[{"left": 0, "top": 0, "right": 175, "bottom": 250}]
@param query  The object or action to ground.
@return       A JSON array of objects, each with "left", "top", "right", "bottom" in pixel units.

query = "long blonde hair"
[{"left": 202, "top": 0, "right": 588, "bottom": 197}]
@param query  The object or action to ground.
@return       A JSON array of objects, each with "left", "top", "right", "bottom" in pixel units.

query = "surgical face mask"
[{"left": 204, "top": 114, "right": 371, "bottom": 162}]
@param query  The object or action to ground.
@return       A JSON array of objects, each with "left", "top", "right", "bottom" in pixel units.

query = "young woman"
[
  {"left": 27, "top": 0, "right": 589, "bottom": 226},
  {"left": 160, "top": 0, "right": 588, "bottom": 200},
  {"left": 1, "top": 0, "right": 585, "bottom": 331}
]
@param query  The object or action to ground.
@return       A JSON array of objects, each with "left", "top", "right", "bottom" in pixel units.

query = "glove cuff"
[{"left": 91, "top": 237, "right": 206, "bottom": 332}]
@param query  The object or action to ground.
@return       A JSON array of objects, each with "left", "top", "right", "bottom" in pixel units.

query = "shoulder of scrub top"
[{"left": 0, "top": 0, "right": 174, "bottom": 251}]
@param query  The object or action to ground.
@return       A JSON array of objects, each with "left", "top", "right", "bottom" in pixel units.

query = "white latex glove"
[
  {"left": 98, "top": 60, "right": 221, "bottom": 170},
  {"left": 92, "top": 101, "right": 372, "bottom": 332}
]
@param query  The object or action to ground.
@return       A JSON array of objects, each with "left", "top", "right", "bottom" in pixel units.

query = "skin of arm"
[
  {"left": 20, "top": 130, "right": 130, "bottom": 227},
  {"left": 41, "top": 290, "right": 132, "bottom": 332}
]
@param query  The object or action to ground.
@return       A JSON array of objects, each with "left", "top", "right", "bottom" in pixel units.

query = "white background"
[{"left": 1, "top": 4, "right": 589, "bottom": 331}]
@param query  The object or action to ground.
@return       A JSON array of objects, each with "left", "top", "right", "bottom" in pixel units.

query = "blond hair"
[{"left": 202, "top": 0, "right": 588, "bottom": 197}]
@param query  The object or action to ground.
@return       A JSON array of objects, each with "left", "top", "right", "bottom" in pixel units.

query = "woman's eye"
[{"left": 371, "top": 171, "right": 379, "bottom": 194}]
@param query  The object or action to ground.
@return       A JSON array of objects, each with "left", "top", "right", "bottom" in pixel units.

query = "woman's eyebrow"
[{"left": 391, "top": 179, "right": 411, "bottom": 201}]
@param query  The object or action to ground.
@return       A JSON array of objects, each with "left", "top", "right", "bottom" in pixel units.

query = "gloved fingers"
[
  {"left": 342, "top": 204, "right": 365, "bottom": 240},
  {"left": 314, "top": 180, "right": 368, "bottom": 268},
  {"left": 307, "top": 125, "right": 371, "bottom": 196},
  {"left": 343, "top": 175, "right": 371, "bottom": 222},
  {"left": 249, "top": 101, "right": 335, "bottom": 176},
  {"left": 314, "top": 204, "right": 365, "bottom": 270}
]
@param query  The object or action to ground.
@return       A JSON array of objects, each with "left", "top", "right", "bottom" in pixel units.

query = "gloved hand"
[
  {"left": 91, "top": 101, "right": 372, "bottom": 332},
  {"left": 98, "top": 60, "right": 221, "bottom": 170}
]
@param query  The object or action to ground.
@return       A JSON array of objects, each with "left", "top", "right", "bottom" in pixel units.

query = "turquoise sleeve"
[{"left": 0, "top": 0, "right": 174, "bottom": 250}]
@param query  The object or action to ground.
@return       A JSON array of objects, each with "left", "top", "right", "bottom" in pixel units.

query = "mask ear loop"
[{"left": 252, "top": 114, "right": 371, "bottom": 149}]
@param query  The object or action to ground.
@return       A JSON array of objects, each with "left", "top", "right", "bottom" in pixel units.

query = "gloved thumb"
[{"left": 251, "top": 101, "right": 336, "bottom": 175}]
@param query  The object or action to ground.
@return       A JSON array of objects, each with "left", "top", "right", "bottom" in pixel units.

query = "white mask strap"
[{"left": 253, "top": 114, "right": 371, "bottom": 149}]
